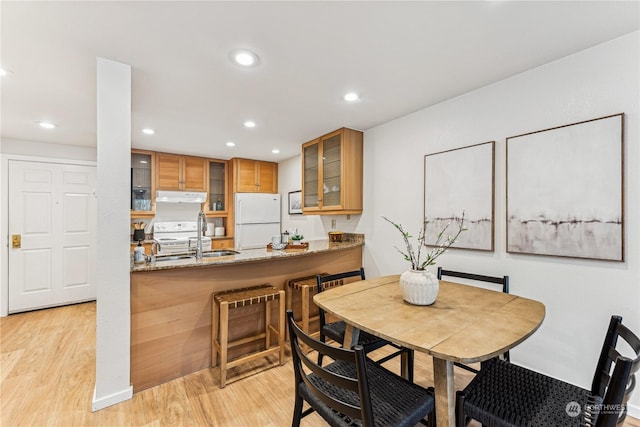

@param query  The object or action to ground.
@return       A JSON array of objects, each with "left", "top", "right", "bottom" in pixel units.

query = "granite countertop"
[{"left": 131, "top": 234, "right": 364, "bottom": 272}]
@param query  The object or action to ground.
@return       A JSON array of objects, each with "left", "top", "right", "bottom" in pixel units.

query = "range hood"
[{"left": 156, "top": 190, "right": 207, "bottom": 203}]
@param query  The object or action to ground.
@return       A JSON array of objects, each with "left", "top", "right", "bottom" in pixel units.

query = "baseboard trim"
[
  {"left": 629, "top": 402, "right": 639, "bottom": 420},
  {"left": 91, "top": 385, "right": 133, "bottom": 411}
]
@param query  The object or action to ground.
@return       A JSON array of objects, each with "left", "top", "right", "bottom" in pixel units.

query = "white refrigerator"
[{"left": 234, "top": 193, "right": 281, "bottom": 250}]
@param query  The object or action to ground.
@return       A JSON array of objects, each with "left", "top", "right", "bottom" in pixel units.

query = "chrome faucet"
[
  {"left": 150, "top": 239, "right": 162, "bottom": 262},
  {"left": 196, "top": 210, "right": 207, "bottom": 259}
]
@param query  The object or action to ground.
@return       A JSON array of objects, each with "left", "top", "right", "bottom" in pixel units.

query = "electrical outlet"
[
  {"left": 331, "top": 219, "right": 336, "bottom": 229},
  {"left": 346, "top": 214, "right": 351, "bottom": 220}
]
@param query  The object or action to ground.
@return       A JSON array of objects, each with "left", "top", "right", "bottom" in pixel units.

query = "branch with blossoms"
[{"left": 382, "top": 212, "right": 467, "bottom": 271}]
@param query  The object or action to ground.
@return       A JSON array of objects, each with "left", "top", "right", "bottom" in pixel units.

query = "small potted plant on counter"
[{"left": 290, "top": 233, "right": 304, "bottom": 244}]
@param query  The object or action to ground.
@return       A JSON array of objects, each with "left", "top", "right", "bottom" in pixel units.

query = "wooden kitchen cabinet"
[
  {"left": 231, "top": 158, "right": 278, "bottom": 193},
  {"left": 156, "top": 152, "right": 207, "bottom": 191},
  {"left": 205, "top": 159, "right": 234, "bottom": 245},
  {"left": 131, "top": 150, "right": 155, "bottom": 218},
  {"left": 130, "top": 241, "right": 152, "bottom": 255},
  {"left": 205, "top": 159, "right": 229, "bottom": 215},
  {"left": 302, "top": 128, "right": 363, "bottom": 215},
  {"left": 211, "top": 238, "right": 234, "bottom": 250}
]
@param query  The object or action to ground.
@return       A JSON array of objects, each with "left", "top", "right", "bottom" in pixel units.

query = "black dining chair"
[
  {"left": 456, "top": 314, "right": 640, "bottom": 427},
  {"left": 437, "top": 267, "right": 510, "bottom": 373},
  {"left": 316, "top": 268, "right": 415, "bottom": 381},
  {"left": 287, "top": 310, "right": 435, "bottom": 427}
]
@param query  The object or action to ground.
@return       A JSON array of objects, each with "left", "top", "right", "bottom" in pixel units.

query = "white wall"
[
  {"left": 279, "top": 156, "right": 323, "bottom": 238},
  {"left": 358, "top": 32, "right": 639, "bottom": 414},
  {"left": 1, "top": 138, "right": 97, "bottom": 161},
  {"left": 0, "top": 141, "right": 2, "bottom": 317},
  {"left": 92, "top": 57, "right": 133, "bottom": 410}
]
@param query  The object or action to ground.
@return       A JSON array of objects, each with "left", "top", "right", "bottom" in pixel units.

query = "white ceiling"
[{"left": 2, "top": 1, "right": 638, "bottom": 162}]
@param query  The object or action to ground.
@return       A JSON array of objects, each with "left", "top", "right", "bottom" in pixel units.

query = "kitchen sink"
[
  {"left": 201, "top": 250, "right": 239, "bottom": 258},
  {"left": 150, "top": 250, "right": 238, "bottom": 262},
  {"left": 154, "top": 255, "right": 195, "bottom": 262}
]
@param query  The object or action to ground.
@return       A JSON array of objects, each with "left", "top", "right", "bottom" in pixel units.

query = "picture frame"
[
  {"left": 424, "top": 141, "right": 495, "bottom": 251},
  {"left": 288, "top": 190, "right": 303, "bottom": 215},
  {"left": 506, "top": 113, "right": 624, "bottom": 261}
]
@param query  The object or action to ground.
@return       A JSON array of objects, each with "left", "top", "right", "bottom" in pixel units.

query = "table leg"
[
  {"left": 342, "top": 324, "right": 360, "bottom": 349},
  {"left": 400, "top": 351, "right": 410, "bottom": 380},
  {"left": 433, "top": 357, "right": 455, "bottom": 427}
]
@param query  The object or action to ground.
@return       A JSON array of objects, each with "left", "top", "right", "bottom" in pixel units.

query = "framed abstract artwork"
[
  {"left": 424, "top": 141, "right": 495, "bottom": 251},
  {"left": 288, "top": 190, "right": 303, "bottom": 215},
  {"left": 506, "top": 113, "right": 624, "bottom": 261}
]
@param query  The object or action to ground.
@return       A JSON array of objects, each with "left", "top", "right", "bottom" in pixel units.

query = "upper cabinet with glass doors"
[
  {"left": 131, "top": 150, "right": 155, "bottom": 218},
  {"left": 205, "top": 159, "right": 229, "bottom": 215},
  {"left": 302, "top": 128, "right": 363, "bottom": 215}
]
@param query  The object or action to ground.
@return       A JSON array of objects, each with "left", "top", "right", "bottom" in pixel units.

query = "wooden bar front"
[{"left": 130, "top": 245, "right": 362, "bottom": 392}]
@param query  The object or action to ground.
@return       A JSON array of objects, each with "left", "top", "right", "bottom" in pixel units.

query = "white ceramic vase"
[{"left": 399, "top": 269, "right": 439, "bottom": 306}]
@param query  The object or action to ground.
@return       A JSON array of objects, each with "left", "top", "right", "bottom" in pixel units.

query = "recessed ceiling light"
[
  {"left": 244, "top": 120, "right": 256, "bottom": 128},
  {"left": 0, "top": 69, "right": 7, "bottom": 77},
  {"left": 226, "top": 141, "right": 236, "bottom": 147},
  {"left": 142, "top": 128, "right": 155, "bottom": 135},
  {"left": 37, "top": 121, "right": 56, "bottom": 129},
  {"left": 344, "top": 92, "right": 360, "bottom": 102},
  {"left": 272, "top": 149, "right": 280, "bottom": 154},
  {"left": 230, "top": 49, "right": 259, "bottom": 67}
]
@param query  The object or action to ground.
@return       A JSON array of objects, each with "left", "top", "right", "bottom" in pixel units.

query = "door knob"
[{"left": 11, "top": 234, "right": 21, "bottom": 249}]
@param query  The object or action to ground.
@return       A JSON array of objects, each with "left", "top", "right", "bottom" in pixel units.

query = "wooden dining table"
[{"left": 313, "top": 274, "right": 546, "bottom": 427}]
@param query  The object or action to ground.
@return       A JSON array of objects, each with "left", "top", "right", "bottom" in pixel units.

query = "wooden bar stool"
[
  {"left": 211, "top": 284, "right": 285, "bottom": 388},
  {"left": 285, "top": 273, "right": 328, "bottom": 341}
]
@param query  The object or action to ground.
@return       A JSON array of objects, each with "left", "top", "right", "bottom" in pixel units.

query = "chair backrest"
[
  {"left": 286, "top": 310, "right": 374, "bottom": 426},
  {"left": 591, "top": 315, "right": 640, "bottom": 427},
  {"left": 317, "top": 268, "right": 366, "bottom": 292},
  {"left": 437, "top": 267, "right": 509, "bottom": 294},
  {"left": 316, "top": 268, "right": 365, "bottom": 326}
]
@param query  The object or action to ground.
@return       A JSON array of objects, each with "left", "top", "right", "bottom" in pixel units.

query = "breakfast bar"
[{"left": 130, "top": 236, "right": 363, "bottom": 392}]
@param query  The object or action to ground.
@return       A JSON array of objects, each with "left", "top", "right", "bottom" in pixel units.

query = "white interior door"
[{"left": 8, "top": 160, "right": 97, "bottom": 313}]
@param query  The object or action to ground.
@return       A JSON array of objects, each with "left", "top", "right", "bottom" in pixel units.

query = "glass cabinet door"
[
  {"left": 303, "top": 142, "right": 319, "bottom": 208},
  {"left": 208, "top": 161, "right": 226, "bottom": 212},
  {"left": 131, "top": 151, "right": 153, "bottom": 213},
  {"left": 300, "top": 128, "right": 362, "bottom": 215},
  {"left": 321, "top": 134, "right": 342, "bottom": 207}
]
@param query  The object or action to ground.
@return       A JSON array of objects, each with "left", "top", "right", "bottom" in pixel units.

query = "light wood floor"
[{"left": 1, "top": 302, "right": 639, "bottom": 427}]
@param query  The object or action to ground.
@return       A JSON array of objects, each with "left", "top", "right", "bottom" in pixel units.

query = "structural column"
[{"left": 93, "top": 57, "right": 132, "bottom": 411}]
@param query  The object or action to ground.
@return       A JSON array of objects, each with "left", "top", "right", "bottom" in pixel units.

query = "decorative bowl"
[{"left": 271, "top": 242, "right": 287, "bottom": 250}]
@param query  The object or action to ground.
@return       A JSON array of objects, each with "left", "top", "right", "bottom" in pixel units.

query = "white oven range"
[{"left": 153, "top": 221, "right": 211, "bottom": 256}]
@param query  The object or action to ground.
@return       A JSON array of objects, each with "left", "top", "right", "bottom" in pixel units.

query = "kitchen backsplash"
[
  {"left": 154, "top": 202, "right": 201, "bottom": 222},
  {"left": 131, "top": 203, "right": 224, "bottom": 240}
]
